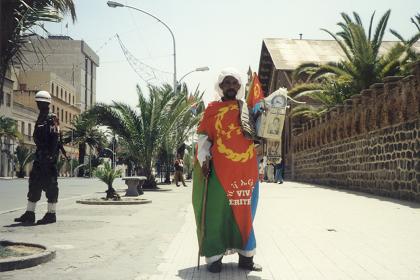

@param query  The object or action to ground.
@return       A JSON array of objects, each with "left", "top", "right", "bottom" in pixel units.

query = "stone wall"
[{"left": 288, "top": 61, "right": 420, "bottom": 202}]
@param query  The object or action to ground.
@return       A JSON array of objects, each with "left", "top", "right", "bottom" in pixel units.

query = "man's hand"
[{"left": 201, "top": 161, "right": 210, "bottom": 177}]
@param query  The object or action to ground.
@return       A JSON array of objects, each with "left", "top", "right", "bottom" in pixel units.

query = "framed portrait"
[
  {"left": 266, "top": 140, "right": 281, "bottom": 157},
  {"left": 257, "top": 107, "right": 285, "bottom": 140}
]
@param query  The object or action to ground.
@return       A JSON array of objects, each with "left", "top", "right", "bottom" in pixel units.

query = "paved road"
[{"left": 0, "top": 178, "right": 109, "bottom": 213}]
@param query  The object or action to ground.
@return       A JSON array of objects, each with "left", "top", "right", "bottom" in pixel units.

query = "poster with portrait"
[
  {"left": 256, "top": 88, "right": 287, "bottom": 140},
  {"left": 257, "top": 107, "right": 285, "bottom": 140},
  {"left": 266, "top": 140, "right": 281, "bottom": 160}
]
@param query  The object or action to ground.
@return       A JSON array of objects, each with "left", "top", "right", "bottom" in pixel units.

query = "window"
[
  {"left": 61, "top": 109, "right": 63, "bottom": 122},
  {"left": 6, "top": 93, "right": 11, "bottom": 107},
  {"left": 57, "top": 107, "right": 59, "bottom": 119},
  {"left": 28, "top": 123, "right": 32, "bottom": 138},
  {"left": 60, "top": 88, "right": 63, "bottom": 99},
  {"left": 65, "top": 111, "right": 68, "bottom": 123},
  {"left": 51, "top": 83, "right": 54, "bottom": 95},
  {"left": 56, "top": 86, "right": 59, "bottom": 97},
  {"left": 21, "top": 121, "right": 25, "bottom": 135},
  {"left": 65, "top": 91, "right": 67, "bottom": 102},
  {"left": 72, "top": 96, "right": 75, "bottom": 104},
  {"left": 52, "top": 105, "right": 55, "bottom": 112}
]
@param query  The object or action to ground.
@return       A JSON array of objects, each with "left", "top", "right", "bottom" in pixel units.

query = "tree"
[
  {"left": 290, "top": 10, "right": 419, "bottom": 122},
  {"left": 13, "top": 145, "right": 34, "bottom": 178},
  {"left": 0, "top": 0, "right": 77, "bottom": 103},
  {"left": 94, "top": 161, "right": 122, "bottom": 200},
  {"left": 389, "top": 13, "right": 420, "bottom": 75},
  {"left": 63, "top": 113, "right": 106, "bottom": 177},
  {"left": 294, "top": 10, "right": 415, "bottom": 95},
  {"left": 90, "top": 83, "right": 204, "bottom": 188}
]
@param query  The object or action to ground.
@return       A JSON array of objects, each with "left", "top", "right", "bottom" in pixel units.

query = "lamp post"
[
  {"left": 107, "top": 1, "right": 177, "bottom": 93},
  {"left": 178, "top": 66, "right": 209, "bottom": 89}
]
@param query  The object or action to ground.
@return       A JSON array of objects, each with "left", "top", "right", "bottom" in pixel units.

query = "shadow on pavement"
[
  {"left": 295, "top": 182, "right": 420, "bottom": 209},
  {"left": 3, "top": 223, "right": 36, "bottom": 228},
  {"left": 177, "top": 263, "right": 262, "bottom": 279}
]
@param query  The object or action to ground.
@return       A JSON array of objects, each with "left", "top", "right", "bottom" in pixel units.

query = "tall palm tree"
[
  {"left": 90, "top": 84, "right": 204, "bottom": 188},
  {"left": 0, "top": 0, "right": 77, "bottom": 103},
  {"left": 294, "top": 10, "right": 414, "bottom": 95},
  {"left": 63, "top": 113, "right": 106, "bottom": 177}
]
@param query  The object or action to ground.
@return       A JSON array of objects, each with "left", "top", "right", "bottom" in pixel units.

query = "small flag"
[{"left": 246, "top": 73, "right": 264, "bottom": 109}]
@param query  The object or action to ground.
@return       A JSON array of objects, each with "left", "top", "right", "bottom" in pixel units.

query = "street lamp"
[
  {"left": 107, "top": 1, "right": 177, "bottom": 93},
  {"left": 178, "top": 66, "right": 210, "bottom": 85}
]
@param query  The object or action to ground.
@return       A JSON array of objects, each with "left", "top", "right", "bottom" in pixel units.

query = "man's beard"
[{"left": 223, "top": 89, "right": 237, "bottom": 100}]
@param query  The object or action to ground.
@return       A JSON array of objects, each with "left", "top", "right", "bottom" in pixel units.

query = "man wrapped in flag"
[{"left": 193, "top": 68, "right": 262, "bottom": 273}]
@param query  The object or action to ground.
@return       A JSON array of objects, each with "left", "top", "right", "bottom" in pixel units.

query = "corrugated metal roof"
[{"left": 263, "top": 38, "right": 420, "bottom": 70}]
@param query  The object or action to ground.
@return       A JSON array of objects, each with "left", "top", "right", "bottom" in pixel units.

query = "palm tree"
[
  {"left": 0, "top": 0, "right": 76, "bottom": 103},
  {"left": 13, "top": 145, "right": 34, "bottom": 178},
  {"left": 90, "top": 84, "right": 204, "bottom": 188},
  {"left": 94, "top": 161, "right": 122, "bottom": 199},
  {"left": 389, "top": 13, "right": 420, "bottom": 75},
  {"left": 294, "top": 10, "right": 414, "bottom": 95},
  {"left": 63, "top": 113, "right": 106, "bottom": 177},
  {"left": 290, "top": 10, "right": 419, "bottom": 121}
]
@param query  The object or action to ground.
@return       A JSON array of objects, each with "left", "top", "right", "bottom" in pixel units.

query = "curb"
[
  {"left": 76, "top": 198, "right": 152, "bottom": 205},
  {"left": 0, "top": 241, "right": 56, "bottom": 272}
]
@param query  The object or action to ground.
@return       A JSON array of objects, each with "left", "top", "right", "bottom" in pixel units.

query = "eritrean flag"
[
  {"left": 192, "top": 100, "right": 259, "bottom": 258},
  {"left": 246, "top": 73, "right": 264, "bottom": 109}
]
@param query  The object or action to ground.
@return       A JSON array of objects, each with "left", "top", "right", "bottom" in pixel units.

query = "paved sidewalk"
[
  {"left": 1, "top": 181, "right": 420, "bottom": 279},
  {"left": 139, "top": 182, "right": 420, "bottom": 280}
]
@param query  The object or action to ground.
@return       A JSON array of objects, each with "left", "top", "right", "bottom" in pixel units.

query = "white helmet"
[{"left": 35, "top": 90, "right": 52, "bottom": 103}]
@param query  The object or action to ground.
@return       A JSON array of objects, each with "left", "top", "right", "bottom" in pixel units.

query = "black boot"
[
  {"left": 36, "top": 213, "right": 56, "bottom": 225},
  {"left": 207, "top": 257, "right": 223, "bottom": 273},
  {"left": 14, "top": 211, "right": 35, "bottom": 224},
  {"left": 238, "top": 254, "right": 262, "bottom": 271}
]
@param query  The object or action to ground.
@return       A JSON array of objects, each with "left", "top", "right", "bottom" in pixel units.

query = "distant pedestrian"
[
  {"left": 174, "top": 155, "right": 187, "bottom": 187},
  {"left": 274, "top": 158, "right": 284, "bottom": 184}
]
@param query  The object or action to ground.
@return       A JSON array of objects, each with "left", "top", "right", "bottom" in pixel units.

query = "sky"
[{"left": 42, "top": 0, "right": 420, "bottom": 105}]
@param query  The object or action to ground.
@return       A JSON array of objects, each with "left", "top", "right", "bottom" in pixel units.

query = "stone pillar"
[
  {"left": 383, "top": 76, "right": 403, "bottom": 125},
  {"left": 351, "top": 94, "right": 362, "bottom": 135},
  {"left": 344, "top": 99, "right": 353, "bottom": 137},
  {"left": 336, "top": 105, "right": 345, "bottom": 140},
  {"left": 370, "top": 83, "right": 385, "bottom": 129},
  {"left": 401, "top": 75, "right": 416, "bottom": 121},
  {"left": 361, "top": 89, "right": 374, "bottom": 132}
]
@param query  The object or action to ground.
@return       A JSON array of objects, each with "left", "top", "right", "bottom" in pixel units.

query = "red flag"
[{"left": 246, "top": 73, "right": 264, "bottom": 108}]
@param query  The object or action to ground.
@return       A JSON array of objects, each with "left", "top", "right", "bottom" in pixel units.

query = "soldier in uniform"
[{"left": 14, "top": 91, "right": 61, "bottom": 225}]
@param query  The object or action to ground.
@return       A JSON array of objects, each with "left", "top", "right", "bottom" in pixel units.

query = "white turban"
[{"left": 214, "top": 67, "right": 245, "bottom": 100}]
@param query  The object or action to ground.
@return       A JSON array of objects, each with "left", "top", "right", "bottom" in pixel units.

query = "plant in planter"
[{"left": 94, "top": 161, "right": 122, "bottom": 200}]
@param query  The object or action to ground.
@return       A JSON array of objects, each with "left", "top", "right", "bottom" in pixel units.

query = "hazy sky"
[{"left": 43, "top": 0, "right": 419, "bottom": 105}]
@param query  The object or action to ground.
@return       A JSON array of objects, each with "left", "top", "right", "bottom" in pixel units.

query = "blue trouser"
[{"left": 275, "top": 168, "right": 283, "bottom": 183}]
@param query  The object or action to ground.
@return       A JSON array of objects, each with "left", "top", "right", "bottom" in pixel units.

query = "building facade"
[{"left": 21, "top": 35, "right": 99, "bottom": 112}]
